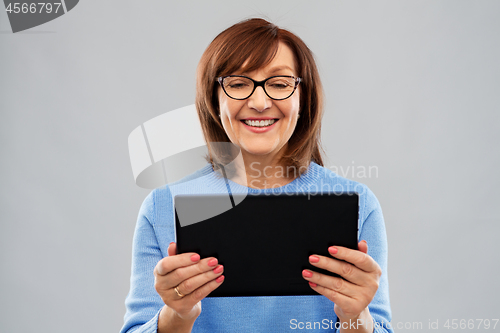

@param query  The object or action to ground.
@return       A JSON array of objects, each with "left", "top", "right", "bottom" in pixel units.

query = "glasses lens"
[
  {"left": 265, "top": 76, "right": 296, "bottom": 99},
  {"left": 222, "top": 77, "right": 254, "bottom": 99}
]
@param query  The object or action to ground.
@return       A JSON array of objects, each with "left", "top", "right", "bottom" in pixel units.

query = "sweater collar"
[{"left": 202, "top": 161, "right": 321, "bottom": 194}]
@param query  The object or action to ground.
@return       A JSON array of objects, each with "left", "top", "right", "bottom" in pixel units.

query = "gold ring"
[{"left": 174, "top": 286, "right": 185, "bottom": 298}]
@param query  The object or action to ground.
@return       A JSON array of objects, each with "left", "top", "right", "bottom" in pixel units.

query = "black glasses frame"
[{"left": 217, "top": 75, "right": 302, "bottom": 101}]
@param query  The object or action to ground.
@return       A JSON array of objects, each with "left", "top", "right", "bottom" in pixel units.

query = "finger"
[
  {"left": 357, "top": 240, "right": 368, "bottom": 254},
  {"left": 155, "top": 252, "right": 201, "bottom": 276},
  {"left": 308, "top": 282, "right": 361, "bottom": 317},
  {"left": 302, "top": 269, "right": 359, "bottom": 298},
  {"left": 327, "top": 245, "right": 380, "bottom": 273},
  {"left": 168, "top": 242, "right": 177, "bottom": 257},
  {"left": 175, "top": 264, "right": 224, "bottom": 296},
  {"left": 161, "top": 257, "right": 220, "bottom": 290},
  {"left": 308, "top": 254, "right": 366, "bottom": 285},
  {"left": 182, "top": 275, "right": 225, "bottom": 307}
]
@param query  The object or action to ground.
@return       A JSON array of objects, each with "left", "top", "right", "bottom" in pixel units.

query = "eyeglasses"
[{"left": 217, "top": 75, "right": 302, "bottom": 100}]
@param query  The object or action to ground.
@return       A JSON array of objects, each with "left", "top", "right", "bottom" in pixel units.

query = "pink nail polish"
[
  {"left": 309, "top": 255, "right": 320, "bottom": 263},
  {"left": 216, "top": 275, "right": 225, "bottom": 283},
  {"left": 309, "top": 281, "right": 317, "bottom": 288},
  {"left": 208, "top": 258, "right": 218, "bottom": 267},
  {"left": 191, "top": 254, "right": 200, "bottom": 262},
  {"left": 213, "top": 265, "right": 223, "bottom": 274},
  {"left": 302, "top": 269, "right": 313, "bottom": 278},
  {"left": 328, "top": 246, "right": 338, "bottom": 254}
]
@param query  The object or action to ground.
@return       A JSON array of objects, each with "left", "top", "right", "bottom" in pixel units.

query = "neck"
[{"left": 221, "top": 145, "right": 299, "bottom": 189}]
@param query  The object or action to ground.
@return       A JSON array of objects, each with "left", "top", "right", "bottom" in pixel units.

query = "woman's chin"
[{"left": 240, "top": 147, "right": 278, "bottom": 159}]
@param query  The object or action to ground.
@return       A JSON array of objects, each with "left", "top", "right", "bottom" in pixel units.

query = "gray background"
[{"left": 1, "top": 1, "right": 499, "bottom": 332}]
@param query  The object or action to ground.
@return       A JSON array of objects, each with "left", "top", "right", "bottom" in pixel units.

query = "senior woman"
[{"left": 121, "top": 18, "right": 393, "bottom": 333}]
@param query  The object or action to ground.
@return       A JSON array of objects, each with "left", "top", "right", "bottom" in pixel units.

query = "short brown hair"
[{"left": 196, "top": 18, "right": 325, "bottom": 174}]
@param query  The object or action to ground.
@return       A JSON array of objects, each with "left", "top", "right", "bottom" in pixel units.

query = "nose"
[{"left": 247, "top": 86, "right": 271, "bottom": 112}]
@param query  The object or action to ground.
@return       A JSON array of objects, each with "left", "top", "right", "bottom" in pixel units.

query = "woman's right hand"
[{"left": 154, "top": 242, "right": 225, "bottom": 322}]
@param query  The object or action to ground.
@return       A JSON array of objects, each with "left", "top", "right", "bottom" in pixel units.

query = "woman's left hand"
[{"left": 302, "top": 240, "right": 382, "bottom": 323}]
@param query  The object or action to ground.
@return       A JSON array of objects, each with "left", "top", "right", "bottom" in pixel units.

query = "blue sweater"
[{"left": 121, "top": 162, "right": 393, "bottom": 333}]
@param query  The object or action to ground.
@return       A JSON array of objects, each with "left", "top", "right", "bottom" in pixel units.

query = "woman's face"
[{"left": 218, "top": 42, "right": 300, "bottom": 163}]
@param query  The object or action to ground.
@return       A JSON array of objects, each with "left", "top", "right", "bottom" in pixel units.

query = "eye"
[
  {"left": 228, "top": 82, "right": 250, "bottom": 89},
  {"left": 270, "top": 82, "right": 290, "bottom": 89},
  {"left": 224, "top": 78, "right": 251, "bottom": 89},
  {"left": 267, "top": 78, "right": 294, "bottom": 90}
]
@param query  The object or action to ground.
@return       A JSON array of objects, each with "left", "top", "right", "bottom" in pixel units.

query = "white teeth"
[{"left": 244, "top": 119, "right": 276, "bottom": 127}]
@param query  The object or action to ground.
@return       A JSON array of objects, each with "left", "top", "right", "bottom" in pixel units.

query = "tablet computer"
[{"left": 174, "top": 192, "right": 358, "bottom": 297}]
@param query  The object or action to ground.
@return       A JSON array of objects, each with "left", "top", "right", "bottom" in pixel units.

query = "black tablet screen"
[{"left": 175, "top": 192, "right": 358, "bottom": 297}]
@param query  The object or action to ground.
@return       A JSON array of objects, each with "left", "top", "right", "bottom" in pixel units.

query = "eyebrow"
[
  {"left": 239, "top": 65, "right": 295, "bottom": 76},
  {"left": 267, "top": 65, "right": 295, "bottom": 74}
]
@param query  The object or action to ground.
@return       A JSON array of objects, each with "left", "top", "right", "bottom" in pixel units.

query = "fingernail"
[
  {"left": 213, "top": 265, "right": 223, "bottom": 274},
  {"left": 302, "top": 269, "right": 313, "bottom": 278},
  {"left": 169, "top": 242, "right": 175, "bottom": 247},
  {"left": 208, "top": 258, "right": 218, "bottom": 267},
  {"left": 309, "top": 255, "right": 320, "bottom": 263},
  {"left": 328, "top": 246, "right": 338, "bottom": 254},
  {"left": 216, "top": 275, "right": 225, "bottom": 283},
  {"left": 309, "top": 282, "right": 317, "bottom": 287},
  {"left": 191, "top": 254, "right": 200, "bottom": 262}
]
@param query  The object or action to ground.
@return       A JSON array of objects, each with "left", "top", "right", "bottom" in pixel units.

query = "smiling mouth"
[{"left": 241, "top": 119, "right": 278, "bottom": 127}]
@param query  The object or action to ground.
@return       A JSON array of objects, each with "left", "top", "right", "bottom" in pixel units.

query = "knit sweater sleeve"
[
  {"left": 355, "top": 185, "right": 393, "bottom": 333},
  {"left": 120, "top": 189, "right": 165, "bottom": 333}
]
